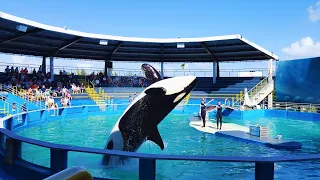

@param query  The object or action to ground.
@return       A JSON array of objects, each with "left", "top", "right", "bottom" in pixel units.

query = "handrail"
[
  {"left": 85, "top": 77, "right": 95, "bottom": 89},
  {"left": 8, "top": 86, "right": 46, "bottom": 109},
  {"left": 233, "top": 74, "right": 271, "bottom": 106},
  {"left": 0, "top": 61, "right": 276, "bottom": 77},
  {"left": 1, "top": 104, "right": 320, "bottom": 162}
]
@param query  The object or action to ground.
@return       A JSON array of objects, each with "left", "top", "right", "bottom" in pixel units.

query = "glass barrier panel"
[
  {"left": 20, "top": 142, "right": 50, "bottom": 168},
  {"left": 68, "top": 152, "right": 139, "bottom": 179}
]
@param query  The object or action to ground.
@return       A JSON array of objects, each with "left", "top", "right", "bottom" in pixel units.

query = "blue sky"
[{"left": 0, "top": 0, "right": 319, "bottom": 74}]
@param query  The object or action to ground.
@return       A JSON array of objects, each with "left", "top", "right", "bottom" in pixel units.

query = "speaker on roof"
[{"left": 106, "top": 62, "right": 113, "bottom": 68}]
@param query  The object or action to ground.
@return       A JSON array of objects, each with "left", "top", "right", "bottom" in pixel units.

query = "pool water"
[{"left": 16, "top": 113, "right": 320, "bottom": 180}]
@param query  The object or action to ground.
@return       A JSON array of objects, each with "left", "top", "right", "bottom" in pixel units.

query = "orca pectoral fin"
[
  {"left": 147, "top": 127, "right": 164, "bottom": 150},
  {"left": 145, "top": 87, "right": 166, "bottom": 96}
]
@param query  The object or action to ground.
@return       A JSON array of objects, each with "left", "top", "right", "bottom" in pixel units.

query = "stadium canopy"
[{"left": 0, "top": 11, "right": 279, "bottom": 63}]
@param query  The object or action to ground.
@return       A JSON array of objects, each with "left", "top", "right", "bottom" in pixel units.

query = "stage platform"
[{"left": 189, "top": 117, "right": 302, "bottom": 150}]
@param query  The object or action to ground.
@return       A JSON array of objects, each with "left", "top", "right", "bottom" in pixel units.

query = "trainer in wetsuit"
[
  {"left": 216, "top": 101, "right": 223, "bottom": 130},
  {"left": 200, "top": 100, "right": 206, "bottom": 127}
]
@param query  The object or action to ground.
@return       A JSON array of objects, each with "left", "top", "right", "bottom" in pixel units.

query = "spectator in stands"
[
  {"left": 60, "top": 97, "right": 65, "bottom": 107},
  {"left": 40, "top": 85, "right": 46, "bottom": 94},
  {"left": 56, "top": 86, "right": 62, "bottom": 96},
  {"left": 10, "top": 66, "right": 14, "bottom": 75},
  {"left": 80, "top": 83, "right": 85, "bottom": 93},
  {"left": 14, "top": 67, "right": 19, "bottom": 75},
  {"left": 5, "top": 66, "right": 10, "bottom": 76},
  {"left": 12, "top": 103, "right": 17, "bottom": 114},
  {"left": 95, "top": 78, "right": 100, "bottom": 86},
  {"left": 62, "top": 86, "right": 67, "bottom": 96},
  {"left": 66, "top": 91, "right": 72, "bottom": 100}
]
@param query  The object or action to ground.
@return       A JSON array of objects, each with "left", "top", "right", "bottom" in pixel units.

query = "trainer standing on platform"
[
  {"left": 200, "top": 99, "right": 207, "bottom": 127},
  {"left": 216, "top": 101, "right": 223, "bottom": 130}
]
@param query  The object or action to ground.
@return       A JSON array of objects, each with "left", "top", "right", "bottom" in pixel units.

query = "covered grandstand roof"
[{"left": 0, "top": 11, "right": 279, "bottom": 62}]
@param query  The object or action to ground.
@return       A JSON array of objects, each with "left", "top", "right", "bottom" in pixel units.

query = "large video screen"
[{"left": 276, "top": 57, "right": 320, "bottom": 104}]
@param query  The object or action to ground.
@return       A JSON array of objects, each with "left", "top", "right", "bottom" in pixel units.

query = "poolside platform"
[{"left": 189, "top": 117, "right": 302, "bottom": 150}]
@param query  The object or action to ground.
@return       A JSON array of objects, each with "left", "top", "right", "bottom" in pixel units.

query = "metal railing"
[
  {"left": 233, "top": 74, "right": 272, "bottom": 107},
  {"left": 272, "top": 102, "right": 320, "bottom": 113},
  {"left": 0, "top": 61, "right": 275, "bottom": 77},
  {"left": 6, "top": 86, "right": 46, "bottom": 109},
  {"left": 0, "top": 104, "right": 320, "bottom": 180}
]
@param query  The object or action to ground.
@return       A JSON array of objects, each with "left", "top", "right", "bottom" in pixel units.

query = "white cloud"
[
  {"left": 307, "top": 1, "right": 320, "bottom": 22},
  {"left": 281, "top": 37, "right": 320, "bottom": 59}
]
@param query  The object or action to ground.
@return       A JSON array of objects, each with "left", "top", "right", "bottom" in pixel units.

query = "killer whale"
[
  {"left": 141, "top": 63, "right": 162, "bottom": 83},
  {"left": 103, "top": 76, "right": 197, "bottom": 165}
]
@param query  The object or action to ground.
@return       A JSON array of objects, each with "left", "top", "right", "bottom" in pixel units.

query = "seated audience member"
[
  {"left": 12, "top": 103, "right": 17, "bottom": 113},
  {"left": 80, "top": 83, "right": 85, "bottom": 93},
  {"left": 66, "top": 91, "right": 72, "bottom": 100},
  {"left": 56, "top": 86, "right": 62, "bottom": 96}
]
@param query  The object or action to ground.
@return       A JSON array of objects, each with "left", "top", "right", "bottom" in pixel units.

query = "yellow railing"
[
  {"left": 8, "top": 86, "right": 46, "bottom": 109},
  {"left": 0, "top": 101, "right": 10, "bottom": 116},
  {"left": 98, "top": 87, "right": 111, "bottom": 103},
  {"left": 233, "top": 74, "right": 271, "bottom": 107},
  {"left": 85, "top": 80, "right": 107, "bottom": 111}
]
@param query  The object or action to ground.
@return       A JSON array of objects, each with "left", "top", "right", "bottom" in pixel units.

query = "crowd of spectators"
[
  {"left": 1, "top": 66, "right": 155, "bottom": 112},
  {"left": 2, "top": 66, "right": 86, "bottom": 110},
  {"left": 88, "top": 71, "right": 151, "bottom": 87}
]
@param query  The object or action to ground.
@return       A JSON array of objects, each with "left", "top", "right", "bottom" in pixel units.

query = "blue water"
[{"left": 15, "top": 108, "right": 320, "bottom": 180}]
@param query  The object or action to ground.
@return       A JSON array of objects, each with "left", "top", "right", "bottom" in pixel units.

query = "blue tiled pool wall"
[{"left": 9, "top": 106, "right": 320, "bottom": 135}]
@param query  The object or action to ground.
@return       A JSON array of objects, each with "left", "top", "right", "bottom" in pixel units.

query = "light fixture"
[
  {"left": 177, "top": 42, "right": 185, "bottom": 48},
  {"left": 16, "top": 25, "right": 27, "bottom": 32},
  {"left": 99, "top": 40, "right": 109, "bottom": 45}
]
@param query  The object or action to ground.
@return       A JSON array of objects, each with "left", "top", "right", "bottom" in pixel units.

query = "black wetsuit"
[
  {"left": 200, "top": 102, "right": 206, "bottom": 127},
  {"left": 216, "top": 105, "right": 222, "bottom": 129}
]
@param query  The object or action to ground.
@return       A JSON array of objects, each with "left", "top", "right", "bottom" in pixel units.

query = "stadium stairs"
[{"left": 85, "top": 86, "right": 107, "bottom": 111}]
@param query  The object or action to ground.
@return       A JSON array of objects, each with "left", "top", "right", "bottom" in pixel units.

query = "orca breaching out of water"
[
  {"left": 103, "top": 65, "right": 197, "bottom": 165},
  {"left": 141, "top": 63, "right": 162, "bottom": 83}
]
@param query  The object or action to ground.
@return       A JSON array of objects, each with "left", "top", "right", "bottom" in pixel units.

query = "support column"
[
  {"left": 212, "top": 61, "right": 217, "bottom": 83},
  {"left": 42, "top": 56, "right": 46, "bottom": 74},
  {"left": 268, "top": 59, "right": 273, "bottom": 109},
  {"left": 160, "top": 62, "right": 164, "bottom": 79},
  {"left": 104, "top": 60, "right": 108, "bottom": 77},
  {"left": 255, "top": 162, "right": 274, "bottom": 180},
  {"left": 216, "top": 61, "right": 220, "bottom": 77},
  {"left": 268, "top": 93, "right": 273, "bottom": 109},
  {"left": 50, "top": 56, "right": 54, "bottom": 81}
]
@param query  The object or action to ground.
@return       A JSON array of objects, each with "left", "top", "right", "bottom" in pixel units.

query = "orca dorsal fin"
[
  {"left": 145, "top": 87, "right": 166, "bottom": 96},
  {"left": 147, "top": 127, "right": 164, "bottom": 150}
]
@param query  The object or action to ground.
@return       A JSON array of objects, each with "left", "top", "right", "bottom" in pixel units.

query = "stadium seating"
[{"left": 193, "top": 77, "right": 262, "bottom": 94}]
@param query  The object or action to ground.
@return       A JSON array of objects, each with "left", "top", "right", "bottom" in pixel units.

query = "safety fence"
[
  {"left": 0, "top": 61, "right": 274, "bottom": 77},
  {"left": 0, "top": 105, "right": 320, "bottom": 180},
  {"left": 272, "top": 102, "right": 320, "bottom": 113}
]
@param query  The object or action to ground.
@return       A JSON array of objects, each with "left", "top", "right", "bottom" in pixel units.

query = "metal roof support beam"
[
  {"left": 51, "top": 36, "right": 82, "bottom": 55},
  {"left": 201, "top": 42, "right": 220, "bottom": 77},
  {"left": 160, "top": 44, "right": 164, "bottom": 78},
  {"left": 106, "top": 41, "right": 123, "bottom": 60},
  {"left": 0, "top": 28, "right": 43, "bottom": 43}
]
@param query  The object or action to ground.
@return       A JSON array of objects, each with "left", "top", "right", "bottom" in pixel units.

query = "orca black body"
[
  {"left": 103, "top": 76, "right": 197, "bottom": 165},
  {"left": 141, "top": 63, "right": 162, "bottom": 83}
]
